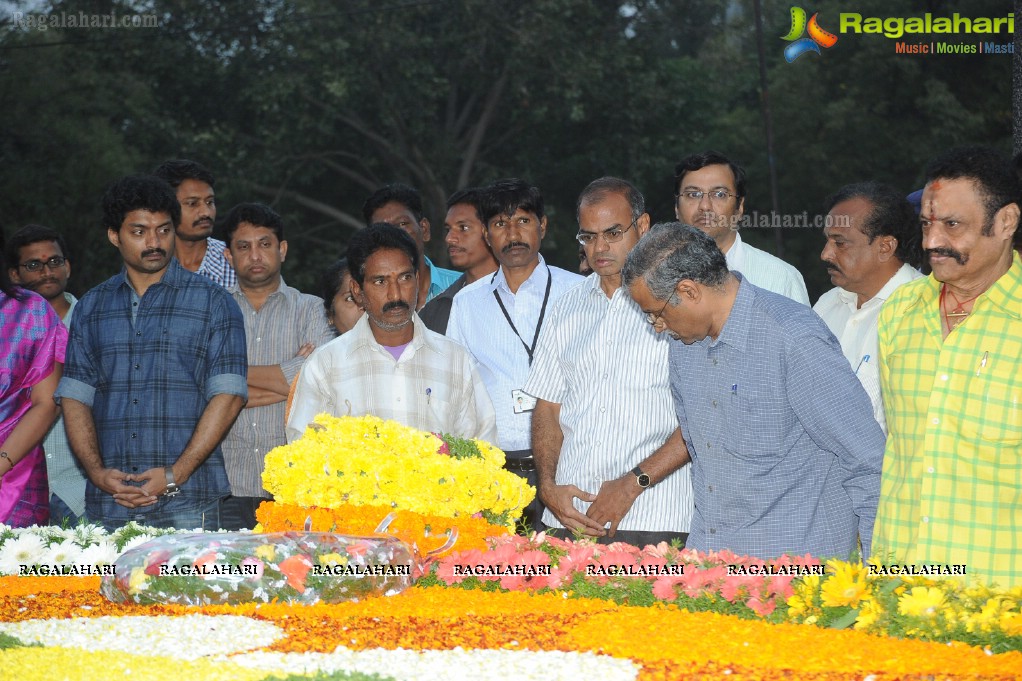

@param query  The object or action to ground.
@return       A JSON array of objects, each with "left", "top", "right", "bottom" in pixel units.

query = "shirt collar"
[
  {"left": 116, "top": 258, "right": 185, "bottom": 292},
  {"left": 711, "top": 272, "right": 753, "bottom": 351},
  {"left": 834, "top": 263, "right": 922, "bottom": 310},
  {"left": 983, "top": 251, "right": 1022, "bottom": 320},
  {"left": 489, "top": 254, "right": 548, "bottom": 294},
  {"left": 347, "top": 310, "right": 433, "bottom": 356}
]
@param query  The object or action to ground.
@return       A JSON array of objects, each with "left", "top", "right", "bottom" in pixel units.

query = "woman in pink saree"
[{"left": 0, "top": 233, "right": 66, "bottom": 527}]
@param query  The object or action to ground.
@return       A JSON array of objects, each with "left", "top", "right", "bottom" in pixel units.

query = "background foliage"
[{"left": 0, "top": 0, "right": 1011, "bottom": 299}]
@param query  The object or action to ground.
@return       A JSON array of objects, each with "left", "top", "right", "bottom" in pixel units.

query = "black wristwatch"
[
  {"left": 631, "top": 465, "right": 651, "bottom": 489},
  {"left": 164, "top": 466, "right": 181, "bottom": 497}
]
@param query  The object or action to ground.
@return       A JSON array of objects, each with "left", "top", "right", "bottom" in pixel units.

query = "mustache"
[
  {"left": 501, "top": 241, "right": 530, "bottom": 254},
  {"left": 141, "top": 248, "right": 167, "bottom": 259},
  {"left": 382, "top": 300, "right": 410, "bottom": 313},
  {"left": 925, "top": 247, "right": 966, "bottom": 265},
  {"left": 824, "top": 262, "right": 841, "bottom": 275},
  {"left": 28, "top": 278, "right": 59, "bottom": 288}
]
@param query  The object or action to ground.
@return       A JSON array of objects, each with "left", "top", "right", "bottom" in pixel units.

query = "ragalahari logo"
[{"left": 782, "top": 7, "right": 838, "bottom": 62}]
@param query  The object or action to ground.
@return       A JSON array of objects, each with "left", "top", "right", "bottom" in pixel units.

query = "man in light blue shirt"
[
  {"left": 362, "top": 183, "right": 460, "bottom": 306},
  {"left": 448, "top": 179, "right": 583, "bottom": 530},
  {"left": 623, "top": 222, "right": 884, "bottom": 560}
]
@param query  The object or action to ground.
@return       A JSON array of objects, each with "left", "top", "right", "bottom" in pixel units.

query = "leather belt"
[{"left": 502, "top": 450, "right": 536, "bottom": 472}]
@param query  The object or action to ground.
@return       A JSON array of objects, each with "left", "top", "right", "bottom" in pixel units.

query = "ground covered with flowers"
[{"left": 3, "top": 526, "right": 1022, "bottom": 680}]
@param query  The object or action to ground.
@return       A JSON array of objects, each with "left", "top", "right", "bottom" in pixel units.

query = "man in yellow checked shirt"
[{"left": 873, "top": 146, "right": 1022, "bottom": 587}]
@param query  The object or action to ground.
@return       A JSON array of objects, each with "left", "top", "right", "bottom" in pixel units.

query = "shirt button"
[
  {"left": 708, "top": 485, "right": 714, "bottom": 492},
  {"left": 712, "top": 400, "right": 718, "bottom": 407},
  {"left": 256, "top": 337, "right": 262, "bottom": 342},
  {"left": 600, "top": 406, "right": 606, "bottom": 413},
  {"left": 134, "top": 364, "right": 140, "bottom": 369},
  {"left": 396, "top": 397, "right": 402, "bottom": 402},
  {"left": 706, "top": 443, "right": 712, "bottom": 449},
  {"left": 130, "top": 433, "right": 136, "bottom": 439},
  {"left": 940, "top": 374, "right": 948, "bottom": 381},
  {"left": 132, "top": 399, "right": 138, "bottom": 405},
  {"left": 136, "top": 331, "right": 141, "bottom": 337},
  {"left": 932, "top": 417, "right": 940, "bottom": 425},
  {"left": 603, "top": 374, "right": 609, "bottom": 379},
  {"left": 927, "top": 467, "right": 935, "bottom": 473},
  {"left": 712, "top": 359, "right": 718, "bottom": 366},
  {"left": 709, "top": 528, "right": 716, "bottom": 534},
  {"left": 922, "top": 516, "right": 929, "bottom": 523}
]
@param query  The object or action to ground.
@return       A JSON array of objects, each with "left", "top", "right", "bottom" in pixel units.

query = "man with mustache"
[
  {"left": 419, "top": 187, "right": 498, "bottom": 334},
  {"left": 6, "top": 224, "right": 86, "bottom": 525},
  {"left": 873, "top": 146, "right": 1022, "bottom": 587},
  {"left": 674, "top": 151, "right": 809, "bottom": 305},
  {"left": 812, "top": 182, "right": 923, "bottom": 434},
  {"left": 55, "top": 175, "right": 247, "bottom": 531},
  {"left": 447, "top": 179, "right": 584, "bottom": 530},
  {"left": 220, "top": 203, "right": 334, "bottom": 530},
  {"left": 153, "top": 159, "right": 236, "bottom": 289},
  {"left": 286, "top": 224, "right": 495, "bottom": 442}
]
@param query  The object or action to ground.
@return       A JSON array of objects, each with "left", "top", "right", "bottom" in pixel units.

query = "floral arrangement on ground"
[{"left": 3, "top": 524, "right": 1022, "bottom": 680}]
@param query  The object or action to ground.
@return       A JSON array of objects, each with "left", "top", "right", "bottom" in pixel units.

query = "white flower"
[
  {"left": 41, "top": 540, "right": 82, "bottom": 566},
  {"left": 120, "top": 533, "right": 155, "bottom": 553},
  {"left": 78, "top": 542, "right": 120, "bottom": 568},
  {"left": 0, "top": 533, "right": 47, "bottom": 573}
]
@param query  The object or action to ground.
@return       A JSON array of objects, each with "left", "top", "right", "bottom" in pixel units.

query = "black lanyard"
[{"left": 492, "top": 265, "right": 552, "bottom": 366}]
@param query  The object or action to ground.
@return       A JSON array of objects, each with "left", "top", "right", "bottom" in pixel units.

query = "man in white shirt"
[
  {"left": 525, "top": 178, "right": 692, "bottom": 546},
  {"left": 674, "top": 151, "right": 810, "bottom": 305},
  {"left": 448, "top": 178, "right": 584, "bottom": 530},
  {"left": 813, "top": 182, "right": 923, "bottom": 434},
  {"left": 287, "top": 224, "right": 495, "bottom": 443}
]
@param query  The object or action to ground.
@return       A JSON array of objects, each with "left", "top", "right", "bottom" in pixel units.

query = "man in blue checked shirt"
[
  {"left": 56, "top": 175, "right": 247, "bottom": 532},
  {"left": 622, "top": 222, "right": 884, "bottom": 561}
]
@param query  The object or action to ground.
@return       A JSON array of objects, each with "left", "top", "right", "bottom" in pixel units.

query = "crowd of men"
[{"left": 4, "top": 145, "right": 1020, "bottom": 587}]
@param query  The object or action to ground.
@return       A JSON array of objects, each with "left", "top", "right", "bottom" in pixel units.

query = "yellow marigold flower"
[
  {"left": 318, "top": 552, "right": 346, "bottom": 566},
  {"left": 853, "top": 596, "right": 883, "bottom": 632},
  {"left": 898, "top": 586, "right": 946, "bottom": 618}
]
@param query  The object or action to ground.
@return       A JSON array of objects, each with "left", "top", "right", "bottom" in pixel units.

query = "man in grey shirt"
[{"left": 221, "top": 203, "right": 334, "bottom": 529}]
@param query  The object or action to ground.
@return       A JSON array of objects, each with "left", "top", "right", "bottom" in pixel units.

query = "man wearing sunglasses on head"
[
  {"left": 524, "top": 178, "right": 692, "bottom": 547},
  {"left": 674, "top": 151, "right": 809, "bottom": 305}
]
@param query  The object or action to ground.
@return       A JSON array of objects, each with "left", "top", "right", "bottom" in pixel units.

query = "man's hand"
[
  {"left": 585, "top": 474, "right": 643, "bottom": 538},
  {"left": 296, "top": 342, "right": 315, "bottom": 358},
  {"left": 91, "top": 467, "right": 157, "bottom": 509},
  {"left": 134, "top": 466, "right": 173, "bottom": 499},
  {"left": 539, "top": 483, "right": 605, "bottom": 536}
]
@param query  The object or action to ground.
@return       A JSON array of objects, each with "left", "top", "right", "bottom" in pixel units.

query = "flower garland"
[
  {"left": 263, "top": 415, "right": 534, "bottom": 528},
  {"left": 254, "top": 502, "right": 509, "bottom": 556}
]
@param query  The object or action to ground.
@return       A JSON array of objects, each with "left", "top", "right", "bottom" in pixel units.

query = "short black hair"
[
  {"left": 361, "top": 183, "right": 424, "bottom": 224},
  {"left": 320, "top": 258, "right": 350, "bottom": 314},
  {"left": 823, "top": 181, "right": 923, "bottom": 269},
  {"left": 673, "top": 150, "right": 747, "bottom": 201},
  {"left": 446, "top": 187, "right": 486, "bottom": 222},
  {"left": 152, "top": 159, "right": 216, "bottom": 190},
  {"left": 101, "top": 175, "right": 181, "bottom": 232},
  {"left": 479, "top": 178, "right": 545, "bottom": 225},
  {"left": 346, "top": 223, "right": 420, "bottom": 286},
  {"left": 5, "top": 224, "right": 70, "bottom": 268},
  {"left": 924, "top": 146, "right": 1022, "bottom": 234},
  {"left": 577, "top": 176, "right": 646, "bottom": 224},
  {"left": 221, "top": 202, "right": 285, "bottom": 244}
]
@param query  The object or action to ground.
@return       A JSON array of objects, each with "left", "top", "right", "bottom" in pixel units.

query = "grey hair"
[
  {"left": 576, "top": 176, "right": 645, "bottom": 224},
  {"left": 621, "top": 222, "right": 729, "bottom": 300}
]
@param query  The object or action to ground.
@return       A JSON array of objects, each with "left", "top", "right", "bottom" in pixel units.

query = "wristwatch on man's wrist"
[
  {"left": 164, "top": 466, "right": 181, "bottom": 497},
  {"left": 631, "top": 465, "right": 651, "bottom": 489}
]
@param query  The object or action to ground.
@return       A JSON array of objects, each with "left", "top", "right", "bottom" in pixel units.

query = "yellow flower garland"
[{"left": 262, "top": 415, "right": 534, "bottom": 528}]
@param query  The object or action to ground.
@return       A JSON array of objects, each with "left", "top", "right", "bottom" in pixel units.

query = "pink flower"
[
  {"left": 241, "top": 556, "right": 265, "bottom": 580},
  {"left": 746, "top": 595, "right": 777, "bottom": 617},
  {"left": 652, "top": 575, "right": 682, "bottom": 600}
]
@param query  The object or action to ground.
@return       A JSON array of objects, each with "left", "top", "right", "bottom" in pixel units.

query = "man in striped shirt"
[{"left": 525, "top": 178, "right": 692, "bottom": 547}]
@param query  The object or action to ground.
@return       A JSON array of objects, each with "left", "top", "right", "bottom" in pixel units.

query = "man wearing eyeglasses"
[
  {"left": 674, "top": 151, "right": 810, "bottom": 305},
  {"left": 623, "top": 222, "right": 884, "bottom": 561},
  {"left": 448, "top": 178, "right": 583, "bottom": 531},
  {"left": 524, "top": 178, "right": 692, "bottom": 546},
  {"left": 6, "top": 224, "right": 87, "bottom": 526}
]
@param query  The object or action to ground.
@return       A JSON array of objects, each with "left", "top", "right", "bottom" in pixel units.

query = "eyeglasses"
[
  {"left": 646, "top": 291, "right": 677, "bottom": 326},
  {"left": 677, "top": 189, "right": 737, "bottom": 203},
  {"left": 576, "top": 217, "right": 639, "bottom": 246},
  {"left": 19, "top": 256, "right": 67, "bottom": 272}
]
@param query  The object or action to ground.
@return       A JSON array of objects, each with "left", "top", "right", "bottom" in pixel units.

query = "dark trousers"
[{"left": 220, "top": 495, "right": 266, "bottom": 531}]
